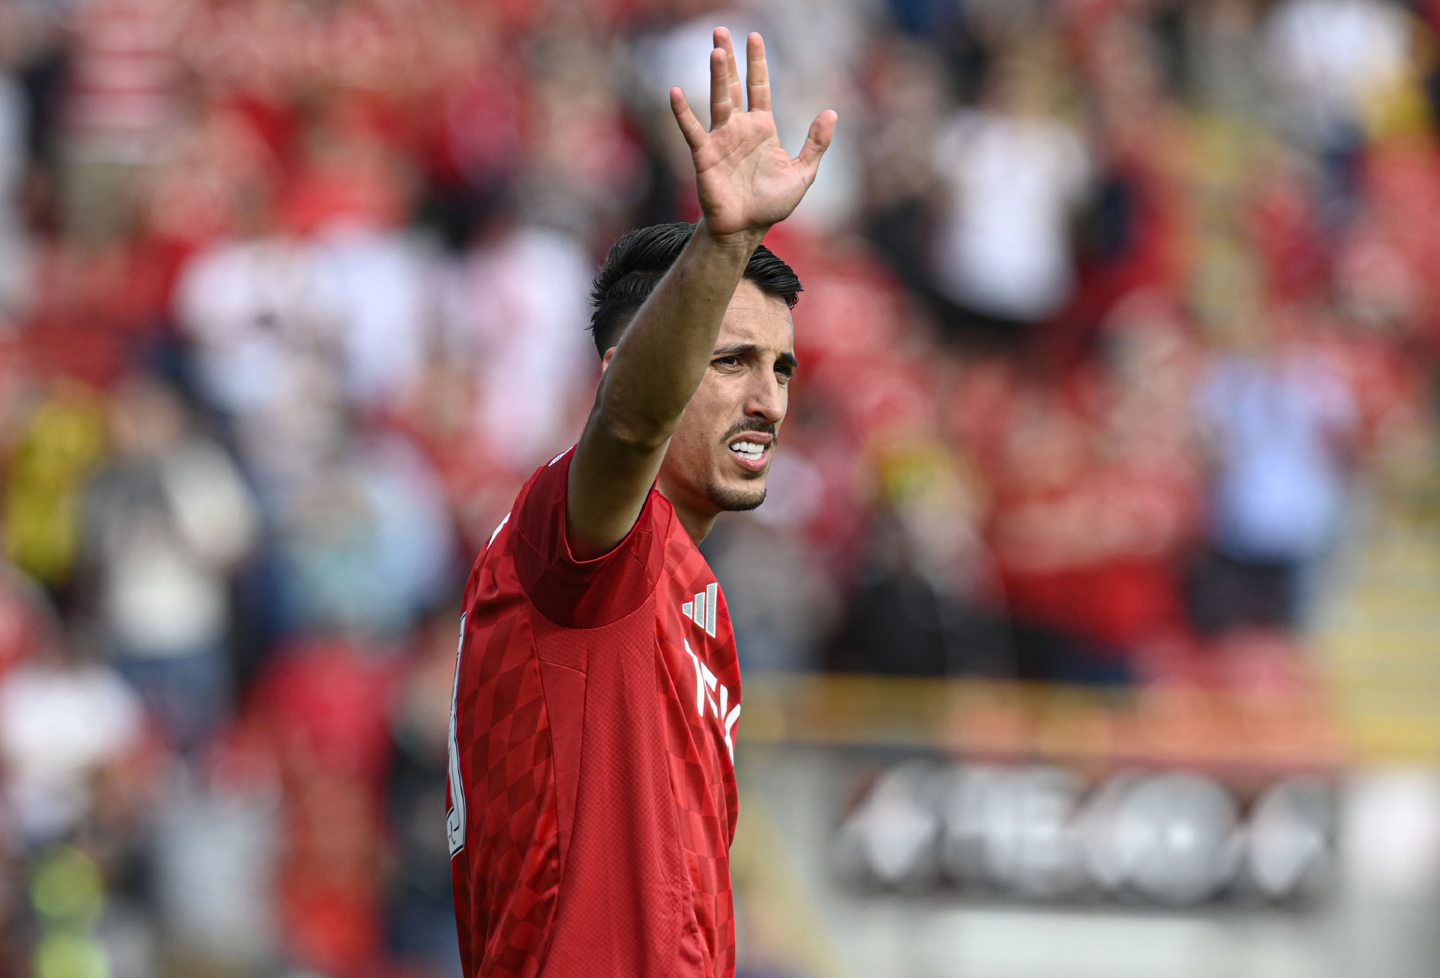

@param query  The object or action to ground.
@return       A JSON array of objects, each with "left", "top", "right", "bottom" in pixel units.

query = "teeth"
[{"left": 730, "top": 441, "right": 764, "bottom": 459}]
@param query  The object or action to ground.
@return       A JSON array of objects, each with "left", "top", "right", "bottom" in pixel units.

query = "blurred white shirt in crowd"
[
  {"left": 1263, "top": 0, "right": 1409, "bottom": 134},
  {"left": 0, "top": 656, "right": 144, "bottom": 842},
  {"left": 1197, "top": 350, "right": 1357, "bottom": 562},
  {"left": 176, "top": 229, "right": 430, "bottom": 420},
  {"left": 445, "top": 223, "right": 593, "bottom": 462},
  {"left": 931, "top": 108, "right": 1090, "bottom": 323}
]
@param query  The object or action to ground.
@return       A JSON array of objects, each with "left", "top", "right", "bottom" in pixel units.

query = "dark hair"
[{"left": 588, "top": 222, "right": 802, "bottom": 357}]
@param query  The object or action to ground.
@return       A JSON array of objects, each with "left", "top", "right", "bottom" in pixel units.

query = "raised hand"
[{"left": 669, "top": 28, "right": 837, "bottom": 241}]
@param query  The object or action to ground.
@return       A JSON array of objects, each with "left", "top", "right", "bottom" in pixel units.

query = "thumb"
[{"left": 795, "top": 109, "right": 838, "bottom": 182}]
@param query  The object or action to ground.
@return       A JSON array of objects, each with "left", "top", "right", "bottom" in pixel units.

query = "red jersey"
[{"left": 448, "top": 448, "right": 742, "bottom": 978}]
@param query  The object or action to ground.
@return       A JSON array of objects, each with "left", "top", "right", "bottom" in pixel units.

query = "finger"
[
  {"left": 709, "top": 46, "right": 732, "bottom": 127},
  {"left": 745, "top": 32, "right": 770, "bottom": 112},
  {"left": 795, "top": 108, "right": 838, "bottom": 181},
  {"left": 670, "top": 87, "right": 707, "bottom": 151},
  {"left": 715, "top": 27, "right": 745, "bottom": 115}
]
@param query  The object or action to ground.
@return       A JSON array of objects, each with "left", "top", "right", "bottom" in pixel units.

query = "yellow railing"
[{"left": 739, "top": 673, "right": 1348, "bottom": 772}]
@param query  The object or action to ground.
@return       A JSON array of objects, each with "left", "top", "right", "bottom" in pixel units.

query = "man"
[{"left": 446, "top": 27, "right": 836, "bottom": 978}]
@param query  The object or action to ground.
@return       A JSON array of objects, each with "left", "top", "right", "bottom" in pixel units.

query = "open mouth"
[
  {"left": 727, "top": 437, "right": 771, "bottom": 472},
  {"left": 729, "top": 440, "right": 766, "bottom": 462}
]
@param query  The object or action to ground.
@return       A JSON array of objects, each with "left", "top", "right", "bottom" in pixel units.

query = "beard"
[
  {"left": 706, "top": 479, "right": 767, "bottom": 512},
  {"left": 705, "top": 419, "right": 777, "bottom": 513}
]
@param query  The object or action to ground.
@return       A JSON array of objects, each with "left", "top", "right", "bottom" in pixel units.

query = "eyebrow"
[{"left": 713, "top": 343, "right": 800, "bottom": 373}]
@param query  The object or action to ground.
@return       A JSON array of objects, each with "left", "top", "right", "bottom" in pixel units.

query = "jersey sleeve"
[{"left": 509, "top": 447, "right": 669, "bottom": 628}]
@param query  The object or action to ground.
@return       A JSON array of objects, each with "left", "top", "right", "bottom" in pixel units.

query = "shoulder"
[{"left": 497, "top": 447, "right": 677, "bottom": 628}]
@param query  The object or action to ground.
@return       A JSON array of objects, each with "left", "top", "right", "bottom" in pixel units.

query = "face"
[{"left": 657, "top": 280, "right": 797, "bottom": 524}]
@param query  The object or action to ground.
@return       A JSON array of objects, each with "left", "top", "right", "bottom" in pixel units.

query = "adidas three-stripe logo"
[{"left": 681, "top": 582, "right": 719, "bottom": 638}]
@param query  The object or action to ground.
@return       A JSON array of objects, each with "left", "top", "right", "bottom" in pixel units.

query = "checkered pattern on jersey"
[
  {"left": 659, "top": 536, "right": 742, "bottom": 978},
  {"left": 661, "top": 693, "right": 738, "bottom": 978},
  {"left": 455, "top": 613, "right": 560, "bottom": 978}
]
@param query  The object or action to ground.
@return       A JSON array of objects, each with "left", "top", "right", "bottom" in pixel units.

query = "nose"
[{"left": 745, "top": 367, "right": 786, "bottom": 426}]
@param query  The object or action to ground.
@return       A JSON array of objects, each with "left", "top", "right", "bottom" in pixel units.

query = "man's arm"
[{"left": 567, "top": 28, "right": 836, "bottom": 558}]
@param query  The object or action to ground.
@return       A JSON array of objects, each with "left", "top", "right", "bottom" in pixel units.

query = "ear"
[{"left": 600, "top": 347, "right": 617, "bottom": 374}]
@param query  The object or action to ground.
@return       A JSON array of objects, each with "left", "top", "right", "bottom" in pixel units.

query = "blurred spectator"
[
  {"left": 1065, "top": 13, "right": 1190, "bottom": 363},
  {"left": 3, "top": 379, "right": 105, "bottom": 599},
  {"left": 1260, "top": 0, "right": 1411, "bottom": 226},
  {"left": 276, "top": 427, "right": 455, "bottom": 641},
  {"left": 705, "top": 503, "right": 841, "bottom": 674},
  {"left": 240, "top": 635, "right": 399, "bottom": 977},
  {"left": 856, "top": 37, "right": 951, "bottom": 301},
  {"left": 1191, "top": 312, "right": 1359, "bottom": 635},
  {"left": 0, "top": 67, "right": 29, "bottom": 319},
  {"left": 831, "top": 439, "right": 1007, "bottom": 677},
  {"left": 78, "top": 371, "right": 257, "bottom": 755},
  {"left": 173, "top": 227, "right": 343, "bottom": 440},
  {"left": 440, "top": 215, "right": 595, "bottom": 462},
  {"left": 383, "top": 611, "right": 464, "bottom": 978},
  {"left": 522, "top": 23, "right": 651, "bottom": 237},
  {"left": 0, "top": 558, "right": 56, "bottom": 683},
  {"left": 148, "top": 763, "right": 281, "bottom": 975},
  {"left": 0, "top": 623, "right": 146, "bottom": 850},
  {"left": 981, "top": 295, "right": 1202, "bottom": 681},
  {"left": 1184, "top": 0, "right": 1269, "bottom": 116},
  {"left": 60, "top": 0, "right": 186, "bottom": 244},
  {"left": 928, "top": 46, "right": 1091, "bottom": 342}
]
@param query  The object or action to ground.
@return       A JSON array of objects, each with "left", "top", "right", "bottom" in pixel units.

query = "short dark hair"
[{"left": 588, "top": 222, "right": 802, "bottom": 357}]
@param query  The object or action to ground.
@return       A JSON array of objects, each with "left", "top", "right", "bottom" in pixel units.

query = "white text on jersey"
[{"left": 684, "top": 638, "right": 740, "bottom": 761}]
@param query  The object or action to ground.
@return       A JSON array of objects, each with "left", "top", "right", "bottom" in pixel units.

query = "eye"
[
  {"left": 775, "top": 363, "right": 796, "bottom": 384},
  {"left": 713, "top": 355, "right": 743, "bottom": 369}
]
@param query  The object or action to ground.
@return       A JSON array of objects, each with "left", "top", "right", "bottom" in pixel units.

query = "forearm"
[{"left": 592, "top": 221, "right": 764, "bottom": 448}]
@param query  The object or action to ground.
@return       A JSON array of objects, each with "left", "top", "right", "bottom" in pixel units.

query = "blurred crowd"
[{"left": 0, "top": 0, "right": 1438, "bottom": 975}]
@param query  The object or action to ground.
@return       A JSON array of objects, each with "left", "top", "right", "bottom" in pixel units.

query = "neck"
[{"left": 656, "top": 484, "right": 717, "bottom": 546}]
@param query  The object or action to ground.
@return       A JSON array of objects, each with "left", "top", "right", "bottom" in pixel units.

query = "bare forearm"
[{"left": 593, "top": 221, "right": 764, "bottom": 448}]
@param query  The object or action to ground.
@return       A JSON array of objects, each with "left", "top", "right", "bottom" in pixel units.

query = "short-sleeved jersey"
[{"left": 447, "top": 448, "right": 742, "bottom": 978}]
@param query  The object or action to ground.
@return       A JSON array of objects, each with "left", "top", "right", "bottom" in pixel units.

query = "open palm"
[{"left": 670, "top": 29, "right": 837, "bottom": 239}]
